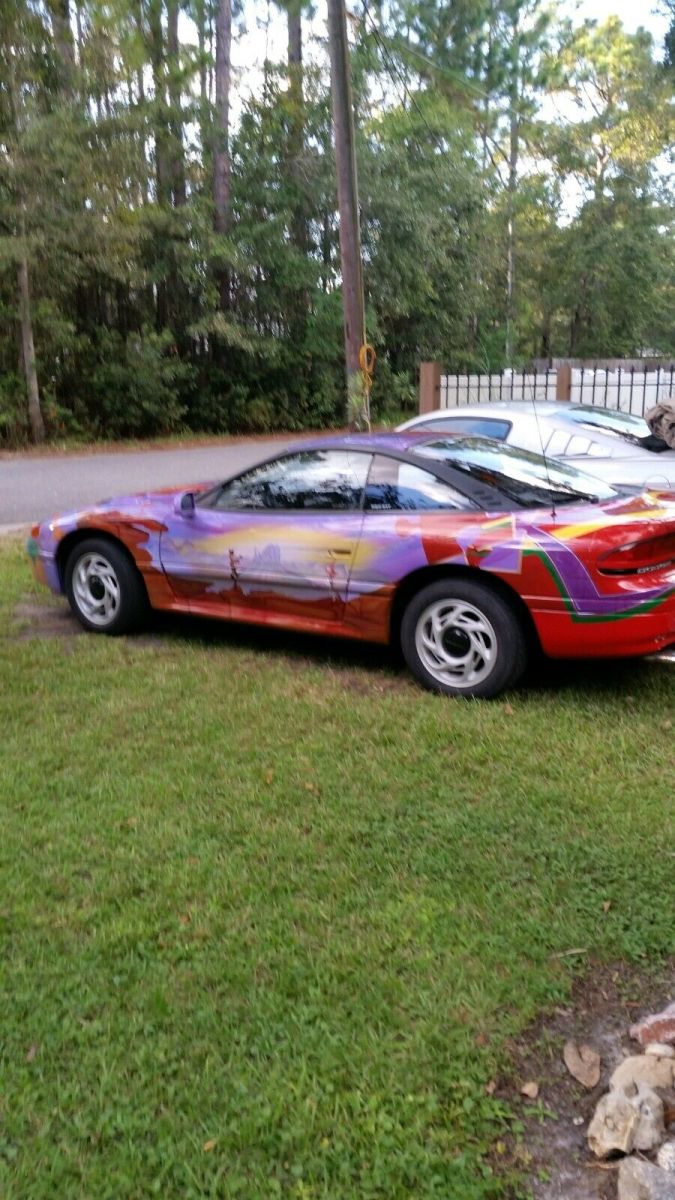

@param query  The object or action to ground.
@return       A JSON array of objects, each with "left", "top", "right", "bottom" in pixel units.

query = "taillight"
[{"left": 598, "top": 531, "right": 675, "bottom": 575}]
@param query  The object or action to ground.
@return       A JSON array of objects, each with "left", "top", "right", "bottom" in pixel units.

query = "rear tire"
[
  {"left": 400, "top": 578, "right": 527, "bottom": 699},
  {"left": 65, "top": 537, "right": 147, "bottom": 635}
]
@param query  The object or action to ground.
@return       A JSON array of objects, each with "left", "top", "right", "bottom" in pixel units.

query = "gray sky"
[
  {"left": 573, "top": 0, "right": 668, "bottom": 38},
  {"left": 228, "top": 1, "right": 671, "bottom": 96},
  {"left": 201, "top": 0, "right": 672, "bottom": 141}
]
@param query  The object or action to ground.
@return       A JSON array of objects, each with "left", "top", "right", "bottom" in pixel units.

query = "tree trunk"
[
  {"left": 75, "top": 1, "right": 84, "bottom": 62},
  {"left": 593, "top": 140, "right": 610, "bottom": 201},
  {"left": 17, "top": 251, "right": 45, "bottom": 443},
  {"left": 213, "top": 0, "right": 232, "bottom": 310},
  {"left": 208, "top": 5, "right": 214, "bottom": 105},
  {"left": 47, "top": 0, "right": 76, "bottom": 96},
  {"left": 327, "top": 0, "right": 367, "bottom": 427},
  {"left": 148, "top": 0, "right": 171, "bottom": 209},
  {"left": 322, "top": 211, "right": 331, "bottom": 293},
  {"left": 569, "top": 305, "right": 583, "bottom": 356},
  {"left": 505, "top": 9, "right": 520, "bottom": 367},
  {"left": 133, "top": 2, "right": 150, "bottom": 205},
  {"left": 287, "top": 1, "right": 308, "bottom": 338},
  {"left": 505, "top": 109, "right": 518, "bottom": 364},
  {"left": 196, "top": 0, "right": 208, "bottom": 152},
  {"left": 148, "top": 0, "right": 170, "bottom": 328},
  {"left": 136, "top": 64, "right": 150, "bottom": 205},
  {"left": 6, "top": 44, "right": 46, "bottom": 442},
  {"left": 167, "top": 0, "right": 186, "bottom": 206}
]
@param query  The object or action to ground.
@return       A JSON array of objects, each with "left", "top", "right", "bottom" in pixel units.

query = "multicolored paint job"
[{"left": 28, "top": 433, "right": 675, "bottom": 660}]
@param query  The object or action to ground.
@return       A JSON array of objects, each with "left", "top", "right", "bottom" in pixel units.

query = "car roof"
[
  {"left": 287, "top": 431, "right": 437, "bottom": 455},
  {"left": 401, "top": 402, "right": 655, "bottom": 424},
  {"left": 402, "top": 401, "right": 563, "bottom": 421}
]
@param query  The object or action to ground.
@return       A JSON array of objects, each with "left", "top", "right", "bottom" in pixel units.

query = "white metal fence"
[
  {"left": 437, "top": 366, "right": 675, "bottom": 417},
  {"left": 568, "top": 366, "right": 675, "bottom": 414},
  {"left": 438, "top": 370, "right": 556, "bottom": 407}
]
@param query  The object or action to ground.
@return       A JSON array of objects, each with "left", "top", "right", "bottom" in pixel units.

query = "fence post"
[
  {"left": 556, "top": 364, "right": 572, "bottom": 402},
  {"left": 419, "top": 361, "right": 441, "bottom": 414}
]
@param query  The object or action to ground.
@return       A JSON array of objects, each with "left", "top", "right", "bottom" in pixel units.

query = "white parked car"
[{"left": 398, "top": 402, "right": 675, "bottom": 491}]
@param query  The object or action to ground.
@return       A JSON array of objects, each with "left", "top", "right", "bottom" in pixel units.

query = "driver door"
[{"left": 160, "top": 449, "right": 372, "bottom": 632}]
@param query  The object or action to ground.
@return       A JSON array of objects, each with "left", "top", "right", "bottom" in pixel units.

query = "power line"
[{"left": 360, "top": 5, "right": 456, "bottom": 191}]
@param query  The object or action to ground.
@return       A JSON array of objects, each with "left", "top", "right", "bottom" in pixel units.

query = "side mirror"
[{"left": 176, "top": 491, "right": 196, "bottom": 516}]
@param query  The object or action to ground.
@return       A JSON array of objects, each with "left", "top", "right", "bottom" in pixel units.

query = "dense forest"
[{"left": 1, "top": 0, "right": 674, "bottom": 442}]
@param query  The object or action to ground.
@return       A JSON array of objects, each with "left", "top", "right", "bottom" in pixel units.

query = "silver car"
[{"left": 398, "top": 402, "right": 675, "bottom": 490}]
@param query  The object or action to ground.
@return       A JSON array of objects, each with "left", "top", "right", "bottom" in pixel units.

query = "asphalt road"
[{"left": 0, "top": 437, "right": 297, "bottom": 527}]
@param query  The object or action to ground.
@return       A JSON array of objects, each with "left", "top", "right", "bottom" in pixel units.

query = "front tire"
[
  {"left": 400, "top": 578, "right": 527, "bottom": 699},
  {"left": 65, "top": 538, "right": 147, "bottom": 635}
]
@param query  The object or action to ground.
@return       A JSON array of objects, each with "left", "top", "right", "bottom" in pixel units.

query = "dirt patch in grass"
[
  {"left": 12, "top": 599, "right": 84, "bottom": 640},
  {"left": 500, "top": 961, "right": 675, "bottom": 1199},
  {"left": 333, "top": 670, "right": 416, "bottom": 696},
  {"left": 11, "top": 597, "right": 164, "bottom": 649}
]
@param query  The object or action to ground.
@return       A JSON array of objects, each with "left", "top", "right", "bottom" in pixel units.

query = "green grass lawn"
[{"left": 0, "top": 537, "right": 673, "bottom": 1199}]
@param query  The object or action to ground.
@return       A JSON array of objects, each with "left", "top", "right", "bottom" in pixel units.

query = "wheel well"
[
  {"left": 55, "top": 528, "right": 146, "bottom": 596},
  {"left": 389, "top": 564, "right": 542, "bottom": 655}
]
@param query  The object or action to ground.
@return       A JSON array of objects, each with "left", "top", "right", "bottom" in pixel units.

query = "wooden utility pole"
[{"left": 327, "top": 0, "right": 368, "bottom": 428}]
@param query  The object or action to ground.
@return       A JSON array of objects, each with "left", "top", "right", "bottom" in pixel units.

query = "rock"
[
  {"left": 520, "top": 1080, "right": 539, "bottom": 1099},
  {"left": 657, "top": 1141, "right": 675, "bottom": 1173},
  {"left": 647, "top": 1044, "right": 675, "bottom": 1059},
  {"left": 631, "top": 1002, "right": 675, "bottom": 1048},
  {"left": 588, "top": 1091, "right": 639, "bottom": 1157},
  {"left": 632, "top": 1085, "right": 668, "bottom": 1152},
  {"left": 588, "top": 1084, "right": 665, "bottom": 1158},
  {"left": 563, "top": 1039, "right": 602, "bottom": 1089},
  {"left": 610, "top": 1055, "right": 675, "bottom": 1093},
  {"left": 618, "top": 1157, "right": 675, "bottom": 1200}
]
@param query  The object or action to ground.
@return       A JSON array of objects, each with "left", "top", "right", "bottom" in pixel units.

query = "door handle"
[{"left": 329, "top": 547, "right": 352, "bottom": 556}]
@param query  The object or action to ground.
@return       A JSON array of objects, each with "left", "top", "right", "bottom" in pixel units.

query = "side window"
[
  {"left": 567, "top": 434, "right": 598, "bottom": 457},
  {"left": 547, "top": 431, "right": 604, "bottom": 458},
  {"left": 545, "top": 430, "right": 572, "bottom": 456},
  {"left": 364, "top": 455, "right": 472, "bottom": 512},
  {"left": 204, "top": 451, "right": 371, "bottom": 512},
  {"left": 413, "top": 418, "right": 511, "bottom": 440}
]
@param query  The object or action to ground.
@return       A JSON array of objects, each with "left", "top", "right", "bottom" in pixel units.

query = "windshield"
[
  {"left": 561, "top": 406, "right": 649, "bottom": 445},
  {"left": 415, "top": 437, "right": 619, "bottom": 508}
]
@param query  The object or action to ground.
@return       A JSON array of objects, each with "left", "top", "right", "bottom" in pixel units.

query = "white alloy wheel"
[
  {"left": 400, "top": 578, "right": 528, "bottom": 698},
  {"left": 65, "top": 536, "right": 148, "bottom": 635},
  {"left": 414, "top": 597, "right": 497, "bottom": 690},
  {"left": 71, "top": 551, "right": 121, "bottom": 627}
]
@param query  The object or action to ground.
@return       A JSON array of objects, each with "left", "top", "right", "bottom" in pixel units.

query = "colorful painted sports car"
[{"left": 28, "top": 433, "right": 675, "bottom": 698}]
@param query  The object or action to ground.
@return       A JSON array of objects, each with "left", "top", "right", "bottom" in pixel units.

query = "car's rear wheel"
[
  {"left": 65, "top": 538, "right": 147, "bottom": 635},
  {"left": 400, "top": 578, "right": 527, "bottom": 699}
]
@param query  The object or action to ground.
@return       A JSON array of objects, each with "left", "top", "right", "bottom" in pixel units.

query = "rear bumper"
[{"left": 532, "top": 599, "right": 675, "bottom": 660}]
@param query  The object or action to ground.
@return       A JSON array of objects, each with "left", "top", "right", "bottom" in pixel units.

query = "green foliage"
[
  {"left": 0, "top": 370, "right": 29, "bottom": 443},
  {"left": 0, "top": 0, "right": 673, "bottom": 445},
  {"left": 87, "top": 330, "right": 192, "bottom": 437}
]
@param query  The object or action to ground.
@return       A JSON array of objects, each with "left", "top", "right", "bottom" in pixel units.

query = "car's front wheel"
[
  {"left": 400, "top": 578, "right": 527, "bottom": 699},
  {"left": 65, "top": 537, "right": 147, "bottom": 635}
]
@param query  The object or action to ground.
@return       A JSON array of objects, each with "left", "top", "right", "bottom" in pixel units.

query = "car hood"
[{"left": 34, "top": 483, "right": 215, "bottom": 536}]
